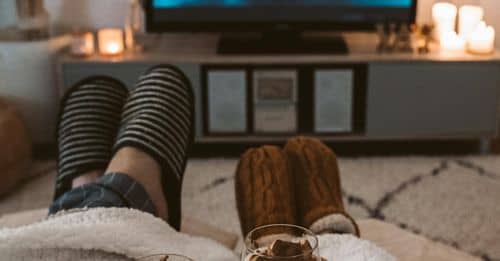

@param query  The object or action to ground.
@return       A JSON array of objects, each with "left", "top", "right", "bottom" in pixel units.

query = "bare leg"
[
  {"left": 71, "top": 170, "right": 103, "bottom": 188},
  {"left": 105, "top": 147, "right": 169, "bottom": 221}
]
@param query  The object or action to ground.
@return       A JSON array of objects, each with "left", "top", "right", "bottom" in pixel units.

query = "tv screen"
[{"left": 146, "top": 0, "right": 417, "bottom": 32}]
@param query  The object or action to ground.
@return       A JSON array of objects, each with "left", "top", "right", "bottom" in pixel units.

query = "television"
[{"left": 145, "top": 0, "right": 417, "bottom": 54}]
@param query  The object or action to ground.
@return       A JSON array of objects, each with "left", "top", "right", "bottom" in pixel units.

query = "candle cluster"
[
  {"left": 432, "top": 2, "right": 495, "bottom": 55},
  {"left": 98, "top": 29, "right": 125, "bottom": 56},
  {"left": 70, "top": 28, "right": 126, "bottom": 57}
]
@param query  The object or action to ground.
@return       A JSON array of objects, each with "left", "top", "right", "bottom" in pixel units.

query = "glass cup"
[
  {"left": 241, "top": 224, "right": 320, "bottom": 261},
  {"left": 138, "top": 254, "right": 194, "bottom": 261}
]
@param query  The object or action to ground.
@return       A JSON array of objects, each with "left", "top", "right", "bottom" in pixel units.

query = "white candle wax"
[
  {"left": 467, "top": 22, "right": 495, "bottom": 54},
  {"left": 432, "top": 2, "right": 458, "bottom": 42},
  {"left": 440, "top": 31, "right": 466, "bottom": 54},
  {"left": 98, "top": 28, "right": 124, "bottom": 56},
  {"left": 459, "top": 5, "right": 484, "bottom": 39}
]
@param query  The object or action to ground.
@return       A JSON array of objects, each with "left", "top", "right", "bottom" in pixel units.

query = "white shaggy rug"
[{"left": 0, "top": 156, "right": 499, "bottom": 261}]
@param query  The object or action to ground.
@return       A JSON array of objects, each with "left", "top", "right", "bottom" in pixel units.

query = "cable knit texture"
[
  {"left": 235, "top": 146, "right": 297, "bottom": 236},
  {"left": 284, "top": 137, "right": 360, "bottom": 236}
]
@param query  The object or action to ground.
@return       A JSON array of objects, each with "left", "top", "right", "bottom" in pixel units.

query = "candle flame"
[{"left": 107, "top": 43, "right": 121, "bottom": 54}]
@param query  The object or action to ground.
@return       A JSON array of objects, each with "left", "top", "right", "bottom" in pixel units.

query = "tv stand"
[
  {"left": 217, "top": 31, "right": 349, "bottom": 55},
  {"left": 57, "top": 33, "right": 500, "bottom": 155}
]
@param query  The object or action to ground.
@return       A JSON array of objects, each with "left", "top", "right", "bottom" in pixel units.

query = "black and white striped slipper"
[
  {"left": 54, "top": 76, "right": 129, "bottom": 200},
  {"left": 113, "top": 65, "right": 195, "bottom": 230}
]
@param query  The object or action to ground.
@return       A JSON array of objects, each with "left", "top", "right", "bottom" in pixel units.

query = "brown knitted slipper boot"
[
  {"left": 235, "top": 146, "right": 297, "bottom": 236},
  {"left": 284, "top": 137, "right": 360, "bottom": 236}
]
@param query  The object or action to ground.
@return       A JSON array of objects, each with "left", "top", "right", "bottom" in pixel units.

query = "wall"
[
  {"left": 44, "top": 0, "right": 129, "bottom": 29},
  {"left": 1, "top": 0, "right": 497, "bottom": 47},
  {"left": 42, "top": 0, "right": 500, "bottom": 47}
]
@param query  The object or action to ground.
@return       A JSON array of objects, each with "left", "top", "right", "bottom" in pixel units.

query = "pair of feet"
[
  {"left": 236, "top": 137, "right": 360, "bottom": 237},
  {"left": 55, "top": 65, "right": 194, "bottom": 230}
]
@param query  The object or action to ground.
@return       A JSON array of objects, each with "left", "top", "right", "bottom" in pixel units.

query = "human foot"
[
  {"left": 112, "top": 65, "right": 194, "bottom": 230},
  {"left": 106, "top": 147, "right": 169, "bottom": 220},
  {"left": 284, "top": 137, "right": 359, "bottom": 236},
  {"left": 71, "top": 170, "right": 102, "bottom": 188},
  {"left": 235, "top": 146, "right": 297, "bottom": 236},
  {"left": 55, "top": 76, "right": 128, "bottom": 200}
]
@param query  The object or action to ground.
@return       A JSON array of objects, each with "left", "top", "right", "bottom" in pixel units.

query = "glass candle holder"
[
  {"left": 98, "top": 28, "right": 124, "bottom": 56},
  {"left": 70, "top": 31, "right": 95, "bottom": 57},
  {"left": 241, "top": 224, "right": 320, "bottom": 261}
]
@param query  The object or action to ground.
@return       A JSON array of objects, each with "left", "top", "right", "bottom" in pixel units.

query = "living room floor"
[{"left": 0, "top": 156, "right": 499, "bottom": 261}]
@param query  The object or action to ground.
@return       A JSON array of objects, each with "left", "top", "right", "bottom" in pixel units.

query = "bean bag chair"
[{"left": 0, "top": 98, "right": 32, "bottom": 197}]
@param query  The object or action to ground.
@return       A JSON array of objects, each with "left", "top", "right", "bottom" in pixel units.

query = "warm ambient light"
[
  {"left": 98, "top": 28, "right": 124, "bottom": 56},
  {"left": 432, "top": 2, "right": 458, "bottom": 42},
  {"left": 440, "top": 31, "right": 466, "bottom": 54},
  {"left": 71, "top": 31, "right": 95, "bottom": 57},
  {"left": 459, "top": 5, "right": 484, "bottom": 39},
  {"left": 468, "top": 21, "right": 496, "bottom": 55}
]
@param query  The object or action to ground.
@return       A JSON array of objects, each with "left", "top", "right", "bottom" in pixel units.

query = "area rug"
[{"left": 1, "top": 156, "right": 499, "bottom": 261}]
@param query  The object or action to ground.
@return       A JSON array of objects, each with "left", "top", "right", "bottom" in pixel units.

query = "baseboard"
[{"left": 34, "top": 139, "right": 481, "bottom": 160}]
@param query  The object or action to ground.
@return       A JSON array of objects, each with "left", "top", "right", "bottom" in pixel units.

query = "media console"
[{"left": 57, "top": 33, "right": 500, "bottom": 154}]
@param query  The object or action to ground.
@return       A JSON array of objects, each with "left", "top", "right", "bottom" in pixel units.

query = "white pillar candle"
[
  {"left": 440, "top": 31, "right": 466, "bottom": 54},
  {"left": 458, "top": 5, "right": 484, "bottom": 39},
  {"left": 467, "top": 21, "right": 495, "bottom": 54},
  {"left": 98, "top": 28, "right": 124, "bottom": 56},
  {"left": 432, "top": 2, "right": 458, "bottom": 42}
]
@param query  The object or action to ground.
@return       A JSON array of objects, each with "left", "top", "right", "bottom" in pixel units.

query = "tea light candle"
[
  {"left": 98, "top": 28, "right": 124, "bottom": 56},
  {"left": 71, "top": 32, "right": 95, "bottom": 57},
  {"left": 440, "top": 31, "right": 466, "bottom": 53},
  {"left": 467, "top": 21, "right": 495, "bottom": 54},
  {"left": 458, "top": 5, "right": 484, "bottom": 38},
  {"left": 432, "top": 2, "right": 458, "bottom": 42}
]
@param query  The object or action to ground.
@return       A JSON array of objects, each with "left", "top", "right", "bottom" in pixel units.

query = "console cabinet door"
[{"left": 367, "top": 63, "right": 500, "bottom": 138}]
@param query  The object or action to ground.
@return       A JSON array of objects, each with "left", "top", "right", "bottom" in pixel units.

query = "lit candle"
[
  {"left": 98, "top": 28, "right": 124, "bottom": 56},
  {"left": 71, "top": 31, "right": 95, "bottom": 57},
  {"left": 432, "top": 2, "right": 458, "bottom": 42},
  {"left": 458, "top": 5, "right": 484, "bottom": 39},
  {"left": 440, "top": 31, "right": 466, "bottom": 54},
  {"left": 467, "top": 21, "right": 495, "bottom": 55}
]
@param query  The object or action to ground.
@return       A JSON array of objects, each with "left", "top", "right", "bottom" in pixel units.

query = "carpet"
[{"left": 0, "top": 156, "right": 499, "bottom": 261}]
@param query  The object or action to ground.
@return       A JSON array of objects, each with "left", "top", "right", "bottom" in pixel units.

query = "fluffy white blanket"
[{"left": 0, "top": 208, "right": 394, "bottom": 261}]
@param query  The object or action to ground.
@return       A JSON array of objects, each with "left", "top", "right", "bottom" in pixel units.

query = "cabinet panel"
[
  {"left": 207, "top": 70, "right": 247, "bottom": 133},
  {"left": 367, "top": 63, "right": 499, "bottom": 138}
]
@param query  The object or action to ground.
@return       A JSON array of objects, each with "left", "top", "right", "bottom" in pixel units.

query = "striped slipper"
[
  {"left": 54, "top": 76, "right": 129, "bottom": 200},
  {"left": 113, "top": 65, "right": 195, "bottom": 230}
]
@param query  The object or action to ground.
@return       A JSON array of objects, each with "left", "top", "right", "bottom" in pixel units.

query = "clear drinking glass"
[
  {"left": 138, "top": 254, "right": 194, "bottom": 261},
  {"left": 241, "top": 224, "right": 320, "bottom": 261}
]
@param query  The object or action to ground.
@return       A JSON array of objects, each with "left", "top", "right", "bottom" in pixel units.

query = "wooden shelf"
[{"left": 59, "top": 32, "right": 500, "bottom": 65}]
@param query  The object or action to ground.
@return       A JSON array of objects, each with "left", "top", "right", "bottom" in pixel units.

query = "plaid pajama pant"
[{"left": 49, "top": 172, "right": 156, "bottom": 216}]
